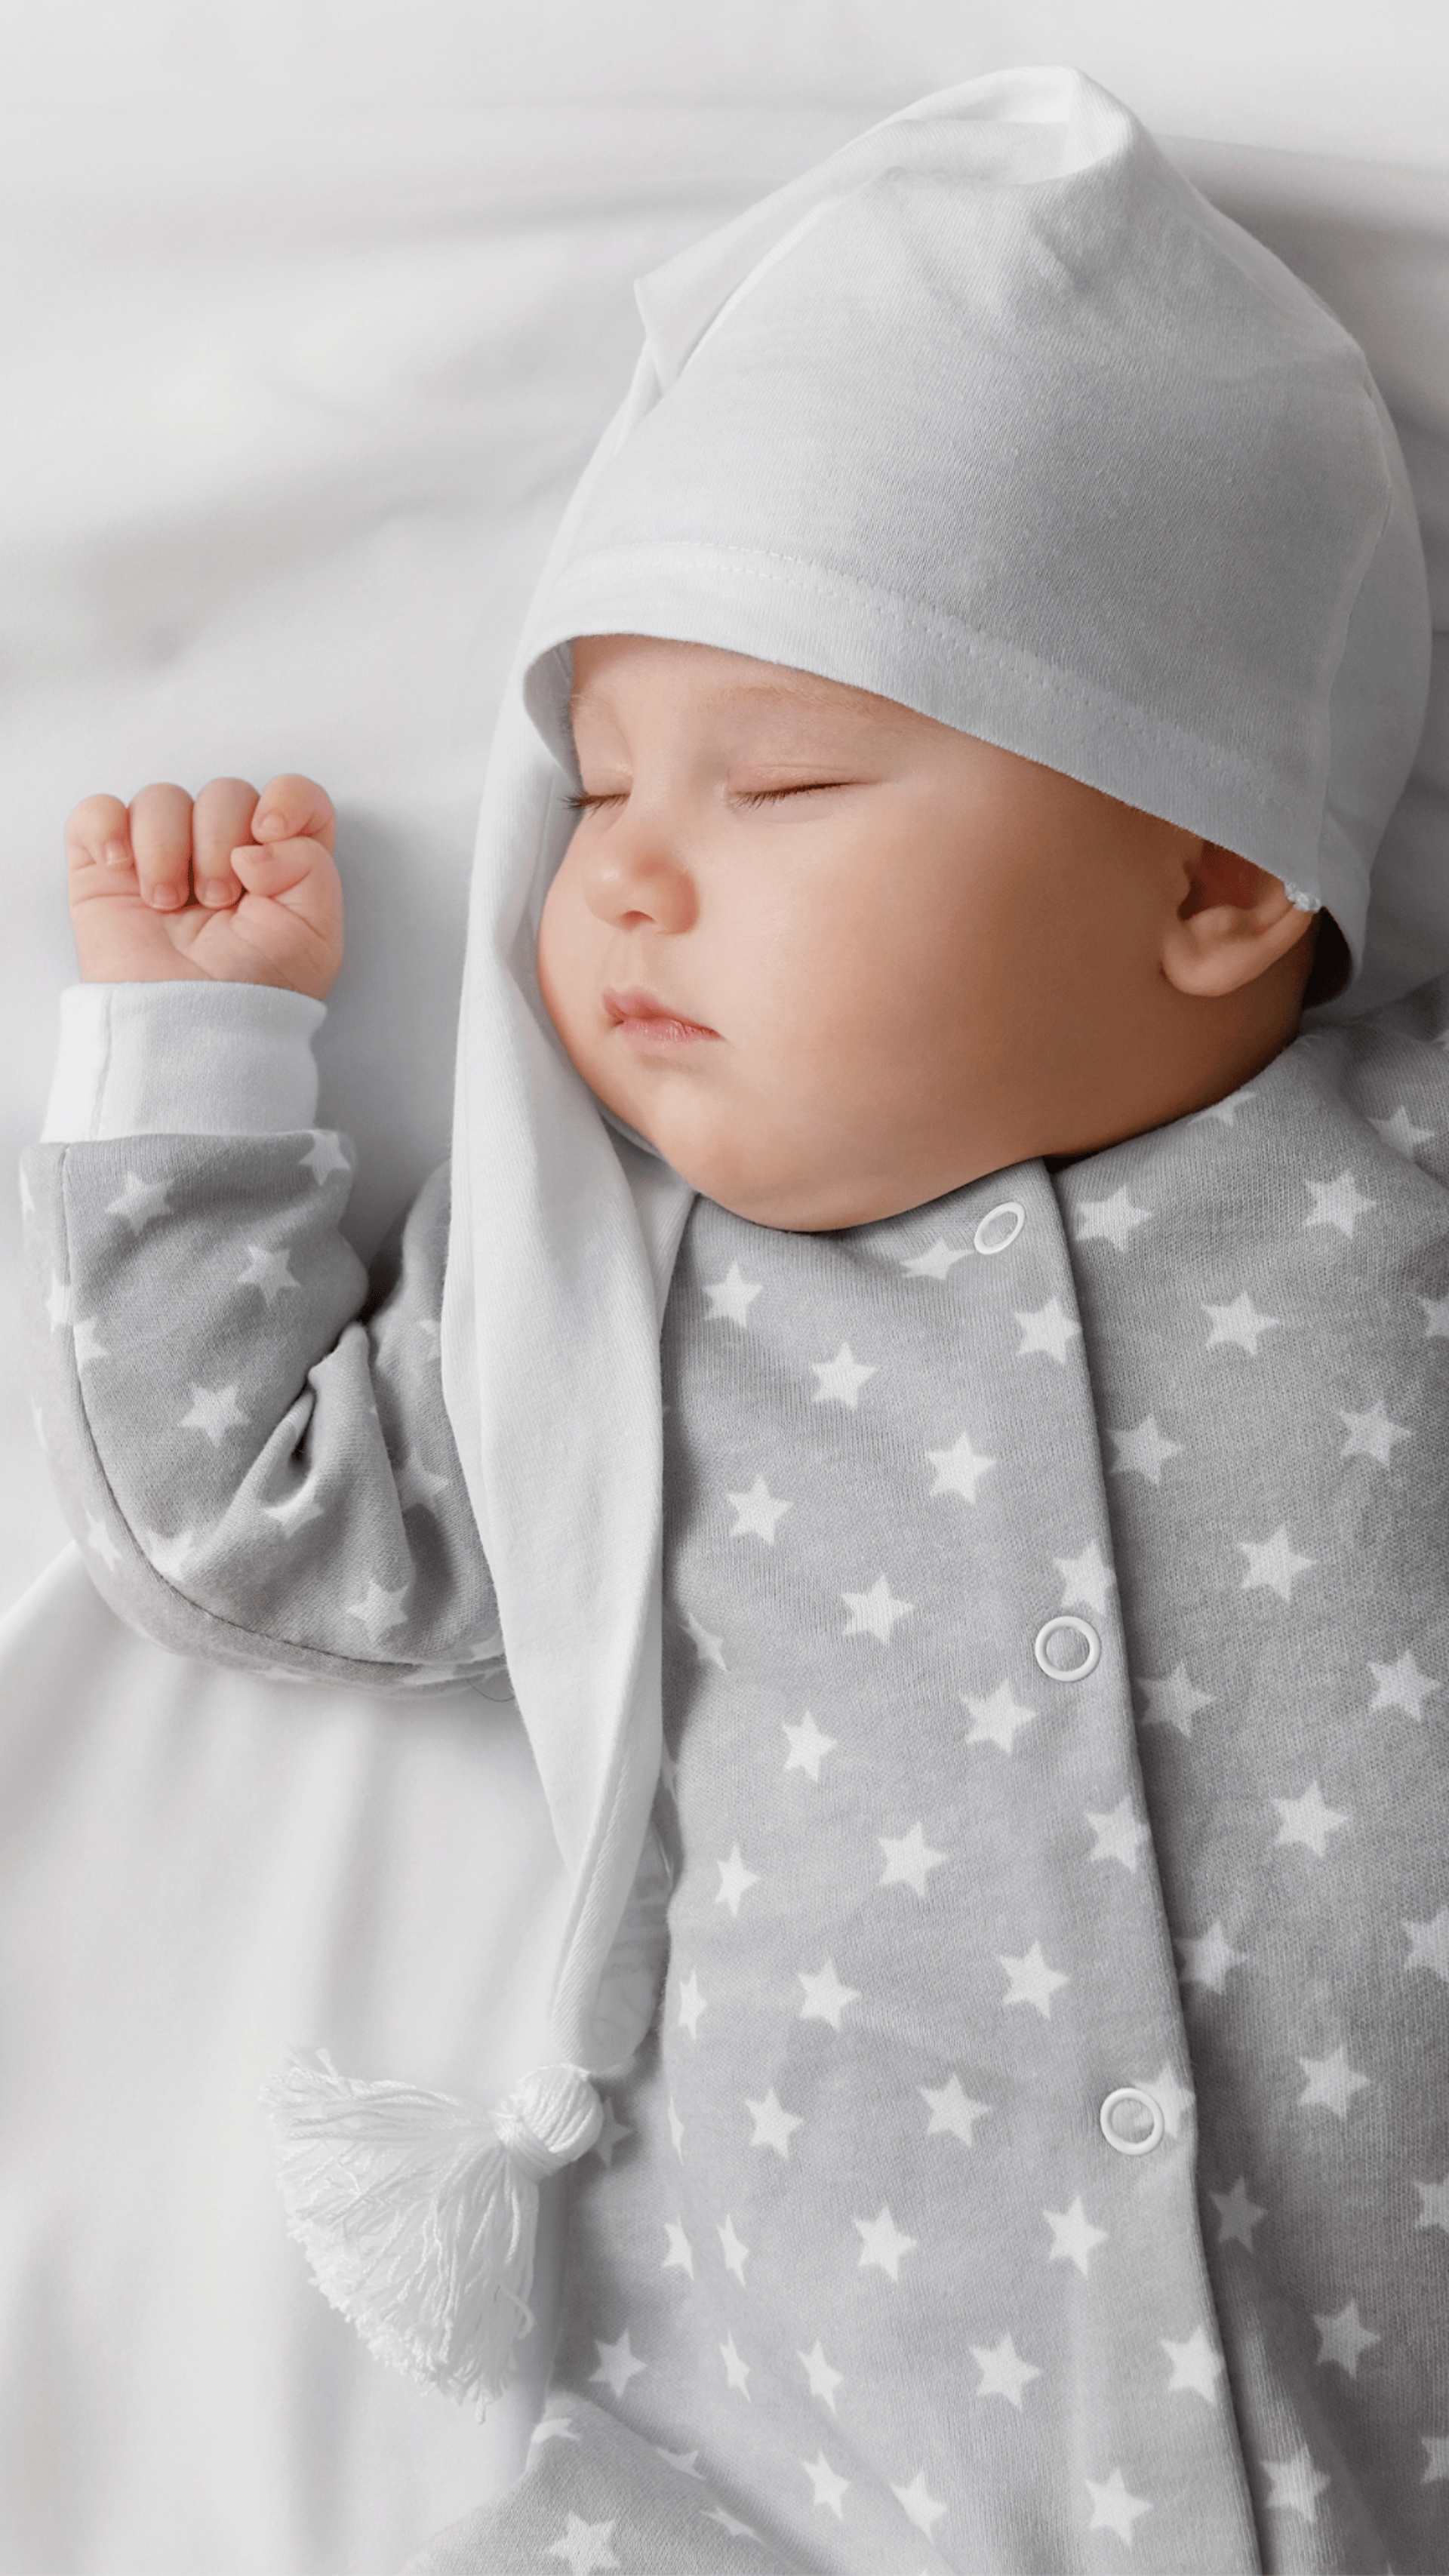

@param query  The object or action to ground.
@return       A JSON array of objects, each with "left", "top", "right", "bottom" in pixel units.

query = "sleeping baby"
[{"left": 23, "top": 63, "right": 1449, "bottom": 2576}]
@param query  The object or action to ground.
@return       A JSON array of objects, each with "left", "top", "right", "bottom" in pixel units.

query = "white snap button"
[
  {"left": 974, "top": 1199, "right": 1025, "bottom": 1257},
  {"left": 1032, "top": 1614, "right": 1100, "bottom": 1681},
  {"left": 1100, "top": 2087, "right": 1166, "bottom": 2156}
]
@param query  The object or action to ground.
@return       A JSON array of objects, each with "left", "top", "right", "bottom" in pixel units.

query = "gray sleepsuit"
[{"left": 22, "top": 968, "right": 1449, "bottom": 2573}]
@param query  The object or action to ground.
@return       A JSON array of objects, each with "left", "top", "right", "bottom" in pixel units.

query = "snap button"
[
  {"left": 974, "top": 1199, "right": 1025, "bottom": 1257},
  {"left": 1100, "top": 2087, "right": 1166, "bottom": 2156},
  {"left": 1032, "top": 1614, "right": 1100, "bottom": 1682}
]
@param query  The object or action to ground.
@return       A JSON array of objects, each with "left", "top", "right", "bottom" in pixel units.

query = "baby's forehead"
[{"left": 567, "top": 635, "right": 910, "bottom": 734}]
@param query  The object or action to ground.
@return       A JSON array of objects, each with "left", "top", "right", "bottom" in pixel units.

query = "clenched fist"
[{"left": 65, "top": 774, "right": 344, "bottom": 998}]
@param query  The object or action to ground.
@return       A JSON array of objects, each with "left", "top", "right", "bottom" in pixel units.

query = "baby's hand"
[{"left": 65, "top": 775, "right": 344, "bottom": 997}]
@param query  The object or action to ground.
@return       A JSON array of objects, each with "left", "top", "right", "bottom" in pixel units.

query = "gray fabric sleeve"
[
  {"left": 20, "top": 1128, "right": 503, "bottom": 1691},
  {"left": 41, "top": 980, "right": 327, "bottom": 1140}
]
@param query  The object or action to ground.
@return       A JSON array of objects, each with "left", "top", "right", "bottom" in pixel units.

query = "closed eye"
[
  {"left": 564, "top": 789, "right": 625, "bottom": 811},
  {"left": 734, "top": 782, "right": 853, "bottom": 808}
]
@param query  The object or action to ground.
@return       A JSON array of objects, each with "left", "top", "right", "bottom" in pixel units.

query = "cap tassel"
[{"left": 262, "top": 2048, "right": 603, "bottom": 2411}]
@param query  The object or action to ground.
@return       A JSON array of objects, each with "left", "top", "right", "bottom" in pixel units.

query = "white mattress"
[{"left": 2, "top": 7, "right": 1447, "bottom": 2568}]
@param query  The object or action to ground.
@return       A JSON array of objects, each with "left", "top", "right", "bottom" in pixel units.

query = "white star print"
[
  {"left": 841, "top": 1573, "right": 913, "bottom": 1644},
  {"left": 1273, "top": 1782, "right": 1349, "bottom": 1857},
  {"left": 1314, "top": 2298, "right": 1380, "bottom": 2376},
  {"left": 300, "top": 1131, "right": 351, "bottom": 1185},
  {"left": 45, "top": 1273, "right": 72, "bottom": 1329},
  {"left": 1261, "top": 2446, "right": 1329, "bottom": 2521},
  {"left": 798, "top": 2341, "right": 844, "bottom": 2412},
  {"left": 661, "top": 2221, "right": 693, "bottom": 2277},
  {"left": 1084, "top": 2470, "right": 1152, "bottom": 2541},
  {"left": 801, "top": 2453, "right": 849, "bottom": 2518},
  {"left": 1086, "top": 1797, "right": 1151, "bottom": 1871},
  {"left": 1211, "top": 2177, "right": 1266, "bottom": 2249},
  {"left": 1192, "top": 1083, "right": 1257, "bottom": 1127},
  {"left": 999, "top": 1941, "right": 1069, "bottom": 2018},
  {"left": 1423, "top": 2436, "right": 1449, "bottom": 2483},
  {"left": 106, "top": 1171, "right": 171, "bottom": 1232},
  {"left": 1176, "top": 1922, "right": 1247, "bottom": 1994},
  {"left": 236, "top": 1243, "right": 300, "bottom": 1307},
  {"left": 925, "top": 1429, "right": 997, "bottom": 1503},
  {"left": 1304, "top": 1171, "right": 1376, "bottom": 1236},
  {"left": 1162, "top": 2329, "right": 1224, "bottom": 2403},
  {"left": 1056, "top": 1539, "right": 1115, "bottom": 1614},
  {"left": 681, "top": 1608, "right": 728, "bottom": 1670},
  {"left": 142, "top": 1526, "right": 195, "bottom": 1581},
  {"left": 395, "top": 1448, "right": 448, "bottom": 1513},
  {"left": 546, "top": 2513, "right": 618, "bottom": 2576},
  {"left": 921, "top": 2076, "right": 992, "bottom": 2145},
  {"left": 726, "top": 1476, "right": 792, "bottom": 1543},
  {"left": 1369, "top": 1103, "right": 1435, "bottom": 1158},
  {"left": 1420, "top": 1294, "right": 1449, "bottom": 1337},
  {"left": 344, "top": 1577, "right": 409, "bottom": 1645},
  {"left": 1202, "top": 1292, "right": 1281, "bottom": 1356},
  {"left": 529, "top": 2411, "right": 581, "bottom": 2447},
  {"left": 1368, "top": 1646, "right": 1439, "bottom": 1720},
  {"left": 263, "top": 1484, "right": 325, "bottom": 1531},
  {"left": 654, "top": 2445, "right": 703, "bottom": 2477},
  {"left": 901, "top": 1238, "right": 971, "bottom": 1280},
  {"left": 1106, "top": 1416, "right": 1183, "bottom": 1484},
  {"left": 181, "top": 1381, "right": 248, "bottom": 1443},
  {"left": 718, "top": 2215, "right": 749, "bottom": 2283},
  {"left": 971, "top": 2333, "right": 1041, "bottom": 2408},
  {"left": 1404, "top": 1908, "right": 1449, "bottom": 1984},
  {"left": 855, "top": 2206, "right": 918, "bottom": 2281},
  {"left": 1137, "top": 1663, "right": 1214, "bottom": 1737},
  {"left": 892, "top": 2472, "right": 947, "bottom": 2538},
  {"left": 677, "top": 1970, "right": 706, "bottom": 2038},
  {"left": 746, "top": 2090, "right": 802, "bottom": 2159},
  {"left": 589, "top": 2331, "right": 645, "bottom": 2399},
  {"left": 1014, "top": 1297, "right": 1081, "bottom": 1364},
  {"left": 715, "top": 1846, "right": 759, "bottom": 1916},
  {"left": 798, "top": 1960, "right": 860, "bottom": 2029},
  {"left": 964, "top": 1678, "right": 1038, "bottom": 1754},
  {"left": 71, "top": 1316, "right": 109, "bottom": 1368},
  {"left": 783, "top": 1710, "right": 838, "bottom": 1779},
  {"left": 1416, "top": 2171, "right": 1449, "bottom": 2233},
  {"left": 719, "top": 2334, "right": 751, "bottom": 2396},
  {"left": 1340, "top": 1401, "right": 1411, "bottom": 1466},
  {"left": 1044, "top": 2198, "right": 1108, "bottom": 2278},
  {"left": 879, "top": 1822, "right": 947, "bottom": 1899},
  {"left": 702, "top": 1262, "right": 763, "bottom": 1327},
  {"left": 703, "top": 2505, "right": 759, "bottom": 2539},
  {"left": 1298, "top": 2045, "right": 1371, "bottom": 2119},
  {"left": 1237, "top": 1525, "right": 1314, "bottom": 1602},
  {"left": 1140, "top": 2064, "right": 1195, "bottom": 2139},
  {"left": 591, "top": 2101, "right": 630, "bottom": 2165},
  {"left": 85, "top": 1512, "right": 122, "bottom": 1574},
  {"left": 1073, "top": 1186, "right": 1152, "bottom": 1252},
  {"left": 812, "top": 1343, "right": 876, "bottom": 1405}
]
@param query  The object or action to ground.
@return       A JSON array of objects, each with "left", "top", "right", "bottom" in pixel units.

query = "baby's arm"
[{"left": 20, "top": 777, "right": 500, "bottom": 1691}]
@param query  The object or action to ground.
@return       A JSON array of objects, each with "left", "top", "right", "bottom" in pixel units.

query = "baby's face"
[{"left": 537, "top": 636, "right": 1311, "bottom": 1230}]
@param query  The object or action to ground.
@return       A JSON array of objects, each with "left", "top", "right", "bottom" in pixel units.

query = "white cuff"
[{"left": 41, "top": 983, "right": 328, "bottom": 1140}]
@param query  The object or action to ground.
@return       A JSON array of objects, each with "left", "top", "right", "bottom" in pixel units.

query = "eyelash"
[{"left": 564, "top": 784, "right": 844, "bottom": 813}]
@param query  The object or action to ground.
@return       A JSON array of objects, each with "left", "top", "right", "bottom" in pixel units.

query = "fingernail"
[
  {"left": 200, "top": 882, "right": 232, "bottom": 906},
  {"left": 150, "top": 885, "right": 182, "bottom": 909},
  {"left": 102, "top": 840, "right": 130, "bottom": 869}
]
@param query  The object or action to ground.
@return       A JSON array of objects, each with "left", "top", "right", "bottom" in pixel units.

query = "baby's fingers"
[
  {"left": 128, "top": 782, "right": 195, "bottom": 911},
  {"left": 192, "top": 777, "right": 259, "bottom": 908},
  {"left": 252, "top": 774, "right": 337, "bottom": 856},
  {"left": 66, "top": 792, "right": 137, "bottom": 879}
]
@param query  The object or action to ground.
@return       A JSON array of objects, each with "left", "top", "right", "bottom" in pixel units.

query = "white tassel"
[{"left": 262, "top": 2050, "right": 603, "bottom": 2411}]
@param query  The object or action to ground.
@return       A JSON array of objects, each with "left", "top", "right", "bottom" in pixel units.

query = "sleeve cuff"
[{"left": 40, "top": 982, "right": 328, "bottom": 1140}]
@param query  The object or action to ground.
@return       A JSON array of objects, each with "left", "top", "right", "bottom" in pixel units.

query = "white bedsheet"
[{"left": 2, "top": 7, "right": 1447, "bottom": 2568}]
